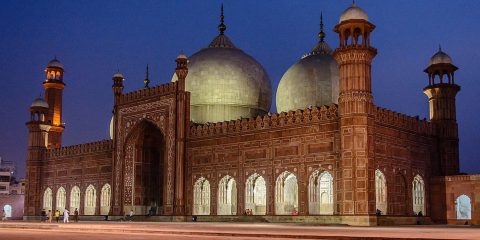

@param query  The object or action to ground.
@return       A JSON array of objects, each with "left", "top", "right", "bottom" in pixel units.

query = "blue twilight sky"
[{"left": 0, "top": 0, "right": 479, "bottom": 178}]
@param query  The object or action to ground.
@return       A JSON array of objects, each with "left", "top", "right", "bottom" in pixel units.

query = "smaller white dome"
[
  {"left": 112, "top": 72, "right": 124, "bottom": 79},
  {"left": 339, "top": 4, "right": 369, "bottom": 23},
  {"left": 47, "top": 58, "right": 63, "bottom": 69},
  {"left": 31, "top": 97, "right": 49, "bottom": 108},
  {"left": 177, "top": 53, "right": 187, "bottom": 59},
  {"left": 429, "top": 48, "right": 453, "bottom": 65}
]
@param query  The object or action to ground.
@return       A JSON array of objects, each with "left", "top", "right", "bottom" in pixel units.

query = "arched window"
[
  {"left": 84, "top": 185, "right": 96, "bottom": 215},
  {"left": 456, "top": 195, "right": 472, "bottom": 220},
  {"left": 412, "top": 175, "right": 425, "bottom": 215},
  {"left": 193, "top": 177, "right": 210, "bottom": 215},
  {"left": 70, "top": 186, "right": 81, "bottom": 213},
  {"left": 375, "top": 170, "right": 387, "bottom": 215},
  {"left": 245, "top": 173, "right": 266, "bottom": 215},
  {"left": 308, "top": 170, "right": 333, "bottom": 215},
  {"left": 3, "top": 205, "right": 12, "bottom": 218},
  {"left": 275, "top": 171, "right": 298, "bottom": 215},
  {"left": 217, "top": 175, "right": 237, "bottom": 215},
  {"left": 100, "top": 184, "right": 111, "bottom": 215},
  {"left": 43, "top": 187, "right": 53, "bottom": 211},
  {"left": 56, "top": 187, "right": 66, "bottom": 211}
]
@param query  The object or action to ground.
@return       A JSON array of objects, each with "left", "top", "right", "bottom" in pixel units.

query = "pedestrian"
[
  {"left": 41, "top": 209, "right": 46, "bottom": 222},
  {"left": 128, "top": 209, "right": 134, "bottom": 221},
  {"left": 55, "top": 209, "right": 60, "bottom": 223},
  {"left": 48, "top": 210, "right": 53, "bottom": 223},
  {"left": 63, "top": 208, "right": 70, "bottom": 223},
  {"left": 1, "top": 210, "right": 6, "bottom": 221},
  {"left": 74, "top": 208, "right": 79, "bottom": 222}
]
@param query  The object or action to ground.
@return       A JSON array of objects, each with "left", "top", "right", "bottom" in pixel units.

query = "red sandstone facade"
[{"left": 24, "top": 8, "right": 477, "bottom": 226}]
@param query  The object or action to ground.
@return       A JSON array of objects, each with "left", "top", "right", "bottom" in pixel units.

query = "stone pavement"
[{"left": 0, "top": 221, "right": 479, "bottom": 239}]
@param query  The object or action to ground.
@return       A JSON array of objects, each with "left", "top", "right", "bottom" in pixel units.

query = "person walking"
[
  {"left": 41, "top": 209, "right": 46, "bottom": 222},
  {"left": 63, "top": 208, "right": 70, "bottom": 223},
  {"left": 1, "top": 210, "right": 6, "bottom": 221},
  {"left": 54, "top": 209, "right": 60, "bottom": 223},
  {"left": 48, "top": 210, "right": 53, "bottom": 223},
  {"left": 127, "top": 209, "right": 134, "bottom": 221},
  {"left": 73, "top": 208, "right": 79, "bottom": 223}
]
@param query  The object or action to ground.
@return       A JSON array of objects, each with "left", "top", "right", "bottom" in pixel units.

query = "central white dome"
[{"left": 172, "top": 34, "right": 271, "bottom": 123}]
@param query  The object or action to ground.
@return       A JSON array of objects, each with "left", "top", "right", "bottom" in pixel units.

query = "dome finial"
[
  {"left": 218, "top": 4, "right": 226, "bottom": 35},
  {"left": 352, "top": 0, "right": 356, "bottom": 7},
  {"left": 439, "top": 44, "right": 442, "bottom": 52},
  {"left": 318, "top": 12, "right": 326, "bottom": 42},
  {"left": 144, "top": 64, "right": 150, "bottom": 88}
]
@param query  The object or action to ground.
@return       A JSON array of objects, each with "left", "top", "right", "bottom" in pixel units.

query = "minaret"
[
  {"left": 174, "top": 53, "right": 189, "bottom": 216},
  {"left": 112, "top": 70, "right": 125, "bottom": 101},
  {"left": 24, "top": 97, "right": 50, "bottom": 216},
  {"left": 332, "top": 3, "right": 377, "bottom": 216},
  {"left": 111, "top": 70, "right": 124, "bottom": 143},
  {"left": 43, "top": 58, "right": 65, "bottom": 148},
  {"left": 423, "top": 47, "right": 460, "bottom": 175}
]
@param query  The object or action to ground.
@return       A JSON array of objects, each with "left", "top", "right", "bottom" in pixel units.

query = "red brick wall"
[
  {"left": 431, "top": 175, "right": 480, "bottom": 224},
  {"left": 39, "top": 140, "right": 113, "bottom": 215},
  {"left": 186, "top": 106, "right": 340, "bottom": 216},
  {"left": 0, "top": 194, "right": 24, "bottom": 220},
  {"left": 374, "top": 108, "right": 437, "bottom": 217}
]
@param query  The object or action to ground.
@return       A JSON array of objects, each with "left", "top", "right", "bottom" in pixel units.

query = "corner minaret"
[
  {"left": 25, "top": 97, "right": 50, "bottom": 216},
  {"left": 43, "top": 58, "right": 65, "bottom": 148},
  {"left": 423, "top": 47, "right": 460, "bottom": 175},
  {"left": 332, "top": 3, "right": 377, "bottom": 216}
]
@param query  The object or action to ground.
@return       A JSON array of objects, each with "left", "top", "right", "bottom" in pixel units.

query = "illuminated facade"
[{"left": 24, "top": 3, "right": 479, "bottom": 225}]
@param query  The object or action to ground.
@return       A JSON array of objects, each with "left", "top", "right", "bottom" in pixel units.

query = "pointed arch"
[
  {"left": 412, "top": 175, "right": 425, "bottom": 215},
  {"left": 193, "top": 177, "right": 210, "bottom": 215},
  {"left": 245, "top": 173, "right": 266, "bottom": 215},
  {"left": 100, "top": 184, "right": 112, "bottom": 215},
  {"left": 70, "top": 186, "right": 81, "bottom": 213},
  {"left": 43, "top": 187, "right": 53, "bottom": 211},
  {"left": 84, "top": 185, "right": 97, "bottom": 215},
  {"left": 308, "top": 170, "right": 333, "bottom": 215},
  {"left": 217, "top": 175, "right": 237, "bottom": 215},
  {"left": 122, "top": 119, "right": 165, "bottom": 215},
  {"left": 375, "top": 170, "right": 387, "bottom": 215},
  {"left": 275, "top": 171, "right": 298, "bottom": 215},
  {"left": 56, "top": 187, "right": 66, "bottom": 211},
  {"left": 456, "top": 194, "right": 471, "bottom": 220}
]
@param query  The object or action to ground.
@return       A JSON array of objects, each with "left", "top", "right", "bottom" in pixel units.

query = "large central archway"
[{"left": 123, "top": 120, "right": 165, "bottom": 215}]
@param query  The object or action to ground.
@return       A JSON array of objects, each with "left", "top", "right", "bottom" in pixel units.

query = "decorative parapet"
[
  {"left": 189, "top": 104, "right": 338, "bottom": 138},
  {"left": 444, "top": 174, "right": 480, "bottom": 181},
  {"left": 374, "top": 106, "right": 435, "bottom": 135},
  {"left": 431, "top": 174, "right": 480, "bottom": 182},
  {"left": 47, "top": 139, "right": 113, "bottom": 158},
  {"left": 119, "top": 82, "right": 177, "bottom": 104}
]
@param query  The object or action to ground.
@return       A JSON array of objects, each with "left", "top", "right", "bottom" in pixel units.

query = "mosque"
[{"left": 24, "top": 3, "right": 479, "bottom": 225}]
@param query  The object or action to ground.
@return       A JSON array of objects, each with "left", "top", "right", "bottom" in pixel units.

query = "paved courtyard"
[{"left": 0, "top": 222, "right": 479, "bottom": 239}]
